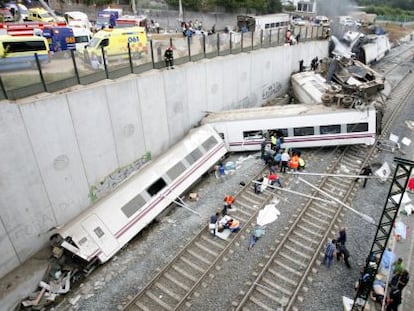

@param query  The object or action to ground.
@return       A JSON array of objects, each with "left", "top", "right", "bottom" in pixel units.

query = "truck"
[
  {"left": 42, "top": 26, "right": 76, "bottom": 57},
  {"left": 237, "top": 13, "right": 290, "bottom": 32},
  {"left": 71, "top": 26, "right": 92, "bottom": 51},
  {"left": 95, "top": 8, "right": 122, "bottom": 31},
  {"left": 83, "top": 26, "right": 147, "bottom": 65}
]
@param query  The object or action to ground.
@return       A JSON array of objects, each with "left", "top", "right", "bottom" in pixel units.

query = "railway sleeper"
[
  {"left": 308, "top": 205, "right": 335, "bottom": 219},
  {"left": 134, "top": 300, "right": 154, "bottom": 311},
  {"left": 288, "top": 237, "right": 317, "bottom": 252},
  {"left": 328, "top": 177, "right": 352, "bottom": 188},
  {"left": 250, "top": 294, "right": 282, "bottom": 311},
  {"left": 273, "top": 259, "right": 302, "bottom": 277},
  {"left": 155, "top": 281, "right": 183, "bottom": 302},
  {"left": 311, "top": 202, "right": 336, "bottom": 214},
  {"left": 262, "top": 275, "right": 294, "bottom": 296},
  {"left": 279, "top": 251, "right": 308, "bottom": 268},
  {"left": 268, "top": 267, "right": 298, "bottom": 287},
  {"left": 291, "top": 230, "right": 316, "bottom": 244},
  {"left": 194, "top": 241, "right": 221, "bottom": 257},
  {"left": 303, "top": 211, "right": 330, "bottom": 225},
  {"left": 180, "top": 255, "right": 207, "bottom": 273},
  {"left": 284, "top": 243, "right": 312, "bottom": 261},
  {"left": 145, "top": 290, "right": 174, "bottom": 311},
  {"left": 164, "top": 272, "right": 191, "bottom": 291},
  {"left": 187, "top": 247, "right": 217, "bottom": 266},
  {"left": 256, "top": 285, "right": 290, "bottom": 307},
  {"left": 301, "top": 213, "right": 330, "bottom": 229},
  {"left": 233, "top": 206, "right": 255, "bottom": 219},
  {"left": 172, "top": 264, "right": 199, "bottom": 282},
  {"left": 200, "top": 234, "right": 227, "bottom": 250},
  {"left": 240, "top": 191, "right": 269, "bottom": 204},
  {"left": 235, "top": 197, "right": 262, "bottom": 210},
  {"left": 297, "top": 224, "right": 324, "bottom": 238}
]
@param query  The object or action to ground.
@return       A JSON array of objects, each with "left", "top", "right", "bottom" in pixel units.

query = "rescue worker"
[
  {"left": 289, "top": 154, "right": 299, "bottom": 172},
  {"left": 298, "top": 157, "right": 306, "bottom": 171},
  {"left": 222, "top": 195, "right": 235, "bottom": 216},
  {"left": 164, "top": 46, "right": 174, "bottom": 69}
]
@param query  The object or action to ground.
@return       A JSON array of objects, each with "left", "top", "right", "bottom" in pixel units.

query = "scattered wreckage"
[{"left": 291, "top": 56, "right": 385, "bottom": 112}]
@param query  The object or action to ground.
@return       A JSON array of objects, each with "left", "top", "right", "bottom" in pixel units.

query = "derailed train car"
[
  {"left": 201, "top": 104, "right": 378, "bottom": 152},
  {"left": 50, "top": 125, "right": 227, "bottom": 271}
]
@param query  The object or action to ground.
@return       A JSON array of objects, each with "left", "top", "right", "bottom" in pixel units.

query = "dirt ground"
[{"left": 380, "top": 22, "right": 414, "bottom": 43}]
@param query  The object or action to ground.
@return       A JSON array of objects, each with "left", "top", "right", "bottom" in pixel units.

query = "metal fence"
[{"left": 0, "top": 25, "right": 328, "bottom": 101}]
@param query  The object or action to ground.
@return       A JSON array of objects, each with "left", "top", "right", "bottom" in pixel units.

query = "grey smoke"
[{"left": 316, "top": 0, "right": 358, "bottom": 18}]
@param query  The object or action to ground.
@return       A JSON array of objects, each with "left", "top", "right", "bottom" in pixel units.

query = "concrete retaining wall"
[{"left": 0, "top": 40, "right": 328, "bottom": 279}]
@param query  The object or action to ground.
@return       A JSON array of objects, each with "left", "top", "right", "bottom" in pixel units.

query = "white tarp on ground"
[
  {"left": 375, "top": 162, "right": 391, "bottom": 182},
  {"left": 257, "top": 203, "right": 281, "bottom": 226}
]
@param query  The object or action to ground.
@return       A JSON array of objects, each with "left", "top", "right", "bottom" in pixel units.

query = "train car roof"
[{"left": 202, "top": 104, "right": 372, "bottom": 124}]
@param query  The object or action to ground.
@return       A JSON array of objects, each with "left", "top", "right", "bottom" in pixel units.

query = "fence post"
[
  {"left": 35, "top": 53, "right": 48, "bottom": 92},
  {"left": 260, "top": 29, "right": 263, "bottom": 48},
  {"left": 203, "top": 34, "right": 206, "bottom": 58},
  {"left": 305, "top": 26, "right": 308, "bottom": 42},
  {"left": 150, "top": 39, "right": 155, "bottom": 69},
  {"left": 230, "top": 32, "right": 233, "bottom": 54},
  {"left": 251, "top": 31, "right": 254, "bottom": 50},
  {"left": 101, "top": 46, "right": 109, "bottom": 79},
  {"left": 269, "top": 29, "right": 272, "bottom": 46},
  {"left": 241, "top": 32, "right": 244, "bottom": 52},
  {"left": 278, "top": 28, "right": 281, "bottom": 46},
  {"left": 0, "top": 76, "right": 8, "bottom": 100},
  {"left": 128, "top": 42, "right": 133, "bottom": 73},
  {"left": 187, "top": 36, "right": 191, "bottom": 61},
  {"left": 71, "top": 50, "right": 80, "bottom": 85},
  {"left": 217, "top": 33, "right": 220, "bottom": 56}
]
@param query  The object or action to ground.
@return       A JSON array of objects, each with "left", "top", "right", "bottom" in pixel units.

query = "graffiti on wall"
[
  {"left": 262, "top": 82, "right": 282, "bottom": 100},
  {"left": 89, "top": 152, "right": 152, "bottom": 203}
]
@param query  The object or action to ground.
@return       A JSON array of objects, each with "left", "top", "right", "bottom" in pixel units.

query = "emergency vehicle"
[
  {"left": 83, "top": 26, "right": 147, "bottom": 63},
  {"left": 42, "top": 26, "right": 76, "bottom": 56}
]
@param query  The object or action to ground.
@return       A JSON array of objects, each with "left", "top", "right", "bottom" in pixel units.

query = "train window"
[
  {"left": 121, "top": 194, "right": 147, "bottom": 218},
  {"left": 202, "top": 136, "right": 218, "bottom": 151},
  {"left": 167, "top": 161, "right": 186, "bottom": 180},
  {"left": 347, "top": 123, "right": 368, "bottom": 132},
  {"left": 147, "top": 178, "right": 167, "bottom": 197},
  {"left": 320, "top": 124, "right": 341, "bottom": 134},
  {"left": 78, "top": 237, "right": 87, "bottom": 245},
  {"left": 293, "top": 127, "right": 314, "bottom": 136},
  {"left": 94, "top": 227, "right": 105, "bottom": 238},
  {"left": 243, "top": 130, "right": 263, "bottom": 140},
  {"left": 268, "top": 128, "right": 288, "bottom": 137},
  {"left": 185, "top": 148, "right": 203, "bottom": 165}
]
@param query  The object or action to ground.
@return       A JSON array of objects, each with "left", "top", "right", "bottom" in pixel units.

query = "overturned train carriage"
[{"left": 50, "top": 125, "right": 227, "bottom": 270}]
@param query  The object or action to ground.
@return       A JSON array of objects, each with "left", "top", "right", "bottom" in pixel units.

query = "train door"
[{"left": 81, "top": 214, "right": 119, "bottom": 258}]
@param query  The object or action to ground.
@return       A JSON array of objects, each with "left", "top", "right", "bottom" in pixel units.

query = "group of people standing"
[{"left": 323, "top": 227, "right": 351, "bottom": 269}]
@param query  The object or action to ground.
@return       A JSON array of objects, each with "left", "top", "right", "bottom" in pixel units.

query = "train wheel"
[
  {"left": 342, "top": 96, "right": 353, "bottom": 108},
  {"left": 321, "top": 94, "right": 332, "bottom": 106}
]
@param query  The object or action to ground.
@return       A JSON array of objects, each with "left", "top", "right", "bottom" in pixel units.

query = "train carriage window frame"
[
  {"left": 293, "top": 126, "right": 315, "bottom": 136},
  {"left": 347, "top": 122, "right": 368, "bottom": 133},
  {"left": 320, "top": 124, "right": 341, "bottom": 135},
  {"left": 202, "top": 135, "right": 218, "bottom": 152},
  {"left": 185, "top": 147, "right": 203, "bottom": 165},
  {"left": 167, "top": 161, "right": 187, "bottom": 181},
  {"left": 121, "top": 193, "right": 147, "bottom": 218},
  {"left": 243, "top": 130, "right": 263, "bottom": 140},
  {"left": 268, "top": 128, "right": 288, "bottom": 138},
  {"left": 147, "top": 178, "right": 167, "bottom": 197},
  {"left": 94, "top": 226, "right": 105, "bottom": 238}
]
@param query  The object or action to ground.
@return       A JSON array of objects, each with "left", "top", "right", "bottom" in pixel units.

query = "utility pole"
[{"left": 351, "top": 157, "right": 414, "bottom": 310}]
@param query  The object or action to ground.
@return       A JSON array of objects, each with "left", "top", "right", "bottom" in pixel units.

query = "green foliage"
[{"left": 166, "top": 0, "right": 282, "bottom": 13}]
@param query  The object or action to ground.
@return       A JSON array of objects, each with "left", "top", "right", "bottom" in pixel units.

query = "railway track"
[
  {"left": 122, "top": 42, "right": 414, "bottom": 311},
  {"left": 233, "top": 44, "right": 414, "bottom": 311}
]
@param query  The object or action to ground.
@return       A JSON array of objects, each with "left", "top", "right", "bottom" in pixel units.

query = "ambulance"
[{"left": 83, "top": 27, "right": 147, "bottom": 63}]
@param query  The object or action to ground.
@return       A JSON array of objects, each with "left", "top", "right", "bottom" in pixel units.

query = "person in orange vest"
[
  {"left": 289, "top": 154, "right": 299, "bottom": 172},
  {"left": 224, "top": 218, "right": 241, "bottom": 233},
  {"left": 222, "top": 195, "right": 235, "bottom": 216}
]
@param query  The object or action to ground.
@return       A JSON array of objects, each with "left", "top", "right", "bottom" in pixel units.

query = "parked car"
[{"left": 292, "top": 17, "right": 305, "bottom": 26}]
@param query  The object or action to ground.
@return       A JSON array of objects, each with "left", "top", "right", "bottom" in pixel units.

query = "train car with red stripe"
[
  {"left": 50, "top": 125, "right": 227, "bottom": 269},
  {"left": 201, "top": 104, "right": 377, "bottom": 152}
]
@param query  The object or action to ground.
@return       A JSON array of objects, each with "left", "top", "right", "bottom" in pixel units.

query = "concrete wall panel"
[
  {"left": 66, "top": 88, "right": 119, "bottom": 185},
  {"left": 136, "top": 74, "right": 169, "bottom": 156},
  {"left": 104, "top": 79, "right": 146, "bottom": 166},
  {"left": 221, "top": 55, "right": 240, "bottom": 110},
  {"left": 205, "top": 58, "right": 224, "bottom": 112},
  {"left": 0, "top": 103, "right": 54, "bottom": 265},
  {"left": 20, "top": 97, "right": 90, "bottom": 225},
  {"left": 234, "top": 53, "right": 252, "bottom": 109},
  {"left": 163, "top": 70, "right": 190, "bottom": 143},
  {"left": 185, "top": 62, "right": 208, "bottom": 126},
  {"left": 0, "top": 221, "right": 20, "bottom": 279}
]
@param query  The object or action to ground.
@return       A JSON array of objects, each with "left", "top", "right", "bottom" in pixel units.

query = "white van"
[
  {"left": 64, "top": 11, "right": 92, "bottom": 30},
  {"left": 313, "top": 16, "right": 330, "bottom": 27},
  {"left": 71, "top": 27, "right": 92, "bottom": 51}
]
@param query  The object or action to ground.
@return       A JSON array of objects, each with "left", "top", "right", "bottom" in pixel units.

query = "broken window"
[
  {"left": 147, "top": 178, "right": 167, "bottom": 197},
  {"left": 243, "top": 130, "right": 263, "bottom": 140}
]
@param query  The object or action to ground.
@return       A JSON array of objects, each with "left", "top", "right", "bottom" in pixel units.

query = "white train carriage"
[
  {"left": 201, "top": 104, "right": 377, "bottom": 152},
  {"left": 52, "top": 125, "right": 227, "bottom": 266}
]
